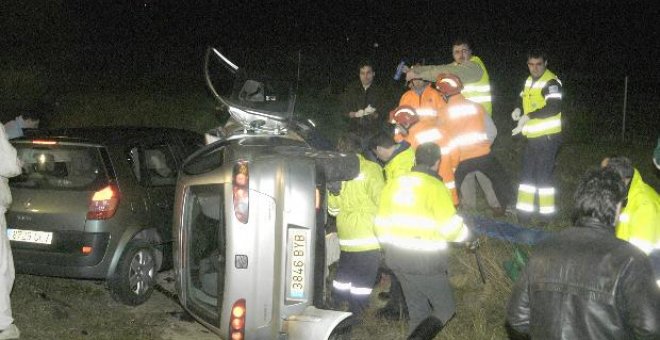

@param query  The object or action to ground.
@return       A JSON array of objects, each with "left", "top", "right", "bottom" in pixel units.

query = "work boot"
[
  {"left": 0, "top": 324, "right": 20, "bottom": 340},
  {"left": 407, "top": 316, "right": 444, "bottom": 340}
]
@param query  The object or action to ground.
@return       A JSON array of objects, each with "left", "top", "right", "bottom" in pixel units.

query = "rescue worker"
[
  {"left": 0, "top": 124, "right": 22, "bottom": 339},
  {"left": 327, "top": 133, "right": 385, "bottom": 323},
  {"left": 511, "top": 50, "right": 563, "bottom": 222},
  {"left": 398, "top": 72, "right": 445, "bottom": 125},
  {"left": 368, "top": 131, "right": 414, "bottom": 320},
  {"left": 602, "top": 156, "right": 660, "bottom": 286},
  {"left": 450, "top": 38, "right": 492, "bottom": 115},
  {"left": 390, "top": 105, "right": 459, "bottom": 205},
  {"left": 436, "top": 73, "right": 513, "bottom": 210},
  {"left": 375, "top": 143, "right": 470, "bottom": 340}
]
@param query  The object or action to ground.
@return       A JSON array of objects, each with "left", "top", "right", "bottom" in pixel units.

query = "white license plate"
[
  {"left": 7, "top": 228, "right": 53, "bottom": 245},
  {"left": 287, "top": 228, "right": 309, "bottom": 300}
]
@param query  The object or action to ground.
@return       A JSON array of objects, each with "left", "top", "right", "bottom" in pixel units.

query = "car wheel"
[{"left": 108, "top": 240, "right": 157, "bottom": 306}]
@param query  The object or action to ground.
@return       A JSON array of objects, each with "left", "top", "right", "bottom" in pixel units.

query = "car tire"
[{"left": 108, "top": 240, "right": 157, "bottom": 306}]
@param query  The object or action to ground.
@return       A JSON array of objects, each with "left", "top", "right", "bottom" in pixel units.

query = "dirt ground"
[{"left": 11, "top": 270, "right": 219, "bottom": 340}]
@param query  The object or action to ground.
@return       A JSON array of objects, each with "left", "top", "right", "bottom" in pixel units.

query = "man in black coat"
[{"left": 507, "top": 168, "right": 660, "bottom": 339}]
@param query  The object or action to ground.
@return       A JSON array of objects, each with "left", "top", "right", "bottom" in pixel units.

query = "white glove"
[
  {"left": 353, "top": 109, "right": 366, "bottom": 117},
  {"left": 355, "top": 105, "right": 376, "bottom": 117},
  {"left": 511, "top": 107, "right": 522, "bottom": 121},
  {"left": 511, "top": 115, "right": 530, "bottom": 136}
]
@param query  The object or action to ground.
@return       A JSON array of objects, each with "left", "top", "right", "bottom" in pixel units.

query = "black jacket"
[{"left": 507, "top": 217, "right": 660, "bottom": 339}]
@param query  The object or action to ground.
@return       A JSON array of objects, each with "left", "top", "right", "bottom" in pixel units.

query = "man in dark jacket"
[{"left": 506, "top": 168, "right": 660, "bottom": 339}]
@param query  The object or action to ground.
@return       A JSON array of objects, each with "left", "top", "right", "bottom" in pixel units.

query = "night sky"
[{"left": 1, "top": 0, "right": 659, "bottom": 133}]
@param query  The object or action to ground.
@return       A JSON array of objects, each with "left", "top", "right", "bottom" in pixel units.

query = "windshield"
[{"left": 205, "top": 47, "right": 297, "bottom": 131}]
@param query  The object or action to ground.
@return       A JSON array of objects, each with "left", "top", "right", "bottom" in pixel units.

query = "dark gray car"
[{"left": 7, "top": 127, "right": 203, "bottom": 305}]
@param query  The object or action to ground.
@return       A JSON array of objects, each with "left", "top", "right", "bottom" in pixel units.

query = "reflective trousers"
[
  {"left": 516, "top": 134, "right": 562, "bottom": 215},
  {"left": 0, "top": 211, "right": 15, "bottom": 329},
  {"left": 332, "top": 250, "right": 380, "bottom": 320}
]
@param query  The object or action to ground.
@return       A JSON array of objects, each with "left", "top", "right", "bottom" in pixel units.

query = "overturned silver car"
[{"left": 173, "top": 48, "right": 356, "bottom": 339}]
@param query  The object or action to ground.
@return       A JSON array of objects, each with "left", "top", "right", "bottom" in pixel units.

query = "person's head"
[
  {"left": 435, "top": 73, "right": 464, "bottom": 97},
  {"left": 389, "top": 106, "right": 419, "bottom": 136},
  {"left": 601, "top": 156, "right": 634, "bottom": 186},
  {"left": 415, "top": 142, "right": 441, "bottom": 172},
  {"left": 370, "top": 132, "right": 397, "bottom": 162},
  {"left": 335, "top": 133, "right": 363, "bottom": 155},
  {"left": 452, "top": 38, "right": 473, "bottom": 64},
  {"left": 21, "top": 111, "right": 42, "bottom": 129},
  {"left": 573, "top": 168, "right": 627, "bottom": 227},
  {"left": 358, "top": 61, "right": 375, "bottom": 87},
  {"left": 527, "top": 49, "right": 548, "bottom": 79}
]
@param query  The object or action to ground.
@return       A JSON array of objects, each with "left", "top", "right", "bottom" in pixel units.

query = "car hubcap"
[{"left": 129, "top": 249, "right": 155, "bottom": 295}]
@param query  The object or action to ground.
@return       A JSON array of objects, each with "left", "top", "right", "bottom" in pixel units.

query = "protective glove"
[
  {"left": 353, "top": 109, "right": 366, "bottom": 118},
  {"left": 511, "top": 107, "right": 522, "bottom": 121},
  {"left": 511, "top": 115, "right": 530, "bottom": 136}
]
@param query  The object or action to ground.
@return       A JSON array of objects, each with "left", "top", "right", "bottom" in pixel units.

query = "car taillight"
[
  {"left": 229, "top": 299, "right": 246, "bottom": 340},
  {"left": 87, "top": 185, "right": 119, "bottom": 220},
  {"left": 232, "top": 161, "right": 249, "bottom": 224}
]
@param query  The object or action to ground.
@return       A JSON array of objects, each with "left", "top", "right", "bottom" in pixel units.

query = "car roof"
[{"left": 18, "top": 126, "right": 202, "bottom": 146}]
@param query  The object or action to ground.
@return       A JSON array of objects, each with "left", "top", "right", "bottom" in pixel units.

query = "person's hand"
[
  {"left": 511, "top": 115, "right": 530, "bottom": 136},
  {"left": 348, "top": 111, "right": 357, "bottom": 118},
  {"left": 511, "top": 107, "right": 522, "bottom": 121},
  {"left": 353, "top": 109, "right": 367, "bottom": 117}
]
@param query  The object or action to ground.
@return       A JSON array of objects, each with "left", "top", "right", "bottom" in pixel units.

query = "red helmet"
[
  {"left": 389, "top": 105, "right": 419, "bottom": 136},
  {"left": 435, "top": 73, "right": 463, "bottom": 96}
]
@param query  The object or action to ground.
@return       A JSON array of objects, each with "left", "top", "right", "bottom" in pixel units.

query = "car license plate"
[
  {"left": 6, "top": 228, "right": 53, "bottom": 245},
  {"left": 287, "top": 228, "right": 309, "bottom": 300}
]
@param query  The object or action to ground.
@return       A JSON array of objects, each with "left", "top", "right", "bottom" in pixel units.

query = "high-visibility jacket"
[
  {"left": 616, "top": 169, "right": 660, "bottom": 255},
  {"left": 398, "top": 84, "right": 445, "bottom": 123},
  {"left": 404, "top": 121, "right": 459, "bottom": 204},
  {"left": 521, "top": 69, "right": 562, "bottom": 138},
  {"left": 328, "top": 154, "right": 385, "bottom": 252},
  {"left": 384, "top": 143, "right": 415, "bottom": 183},
  {"left": 439, "top": 94, "right": 491, "bottom": 163},
  {"left": 461, "top": 56, "right": 492, "bottom": 115},
  {"left": 375, "top": 171, "right": 469, "bottom": 275}
]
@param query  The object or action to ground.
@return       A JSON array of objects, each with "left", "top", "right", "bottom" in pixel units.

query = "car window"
[
  {"left": 144, "top": 144, "right": 177, "bottom": 186},
  {"left": 10, "top": 143, "right": 108, "bottom": 190},
  {"left": 182, "top": 142, "right": 226, "bottom": 176}
]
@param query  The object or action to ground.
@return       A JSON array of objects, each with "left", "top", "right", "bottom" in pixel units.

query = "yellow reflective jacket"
[
  {"left": 384, "top": 144, "right": 414, "bottom": 183},
  {"left": 328, "top": 154, "right": 384, "bottom": 252},
  {"left": 616, "top": 169, "right": 660, "bottom": 255},
  {"left": 375, "top": 170, "right": 468, "bottom": 274},
  {"left": 462, "top": 56, "right": 492, "bottom": 115},
  {"left": 521, "top": 69, "right": 562, "bottom": 138}
]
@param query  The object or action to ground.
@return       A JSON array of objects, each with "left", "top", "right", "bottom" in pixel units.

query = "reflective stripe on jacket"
[
  {"left": 521, "top": 69, "right": 562, "bottom": 138},
  {"left": 616, "top": 169, "right": 660, "bottom": 255},
  {"left": 375, "top": 171, "right": 468, "bottom": 274},
  {"left": 462, "top": 56, "right": 492, "bottom": 115},
  {"left": 439, "top": 94, "right": 491, "bottom": 162},
  {"left": 328, "top": 154, "right": 384, "bottom": 252}
]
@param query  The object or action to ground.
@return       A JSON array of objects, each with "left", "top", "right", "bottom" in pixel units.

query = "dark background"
[{"left": 1, "top": 0, "right": 658, "bottom": 142}]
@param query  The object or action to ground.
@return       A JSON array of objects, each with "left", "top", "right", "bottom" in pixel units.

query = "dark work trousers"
[
  {"left": 378, "top": 265, "right": 408, "bottom": 316},
  {"left": 332, "top": 250, "right": 380, "bottom": 321},
  {"left": 396, "top": 270, "right": 456, "bottom": 337},
  {"left": 455, "top": 153, "right": 513, "bottom": 208},
  {"left": 520, "top": 134, "right": 562, "bottom": 212}
]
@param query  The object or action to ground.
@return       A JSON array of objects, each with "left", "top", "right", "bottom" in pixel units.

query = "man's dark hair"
[
  {"left": 369, "top": 131, "right": 395, "bottom": 151},
  {"left": 335, "top": 133, "right": 363, "bottom": 154},
  {"left": 527, "top": 49, "right": 547, "bottom": 62},
  {"left": 573, "top": 168, "right": 626, "bottom": 226},
  {"left": 452, "top": 38, "right": 471, "bottom": 49},
  {"left": 415, "top": 143, "right": 441, "bottom": 167},
  {"left": 603, "top": 156, "right": 634, "bottom": 181},
  {"left": 358, "top": 60, "right": 374, "bottom": 71}
]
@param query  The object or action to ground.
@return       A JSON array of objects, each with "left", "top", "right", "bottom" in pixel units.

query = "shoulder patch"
[{"left": 548, "top": 85, "right": 560, "bottom": 93}]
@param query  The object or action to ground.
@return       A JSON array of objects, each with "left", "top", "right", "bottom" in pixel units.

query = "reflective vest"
[
  {"left": 404, "top": 121, "right": 459, "bottom": 205},
  {"left": 384, "top": 145, "right": 415, "bottom": 183},
  {"left": 375, "top": 171, "right": 468, "bottom": 253},
  {"left": 328, "top": 154, "right": 384, "bottom": 252},
  {"left": 398, "top": 85, "right": 445, "bottom": 123},
  {"left": 461, "top": 56, "right": 492, "bottom": 115},
  {"left": 616, "top": 169, "right": 660, "bottom": 255},
  {"left": 520, "top": 69, "right": 562, "bottom": 138},
  {"left": 439, "top": 94, "right": 491, "bottom": 162}
]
